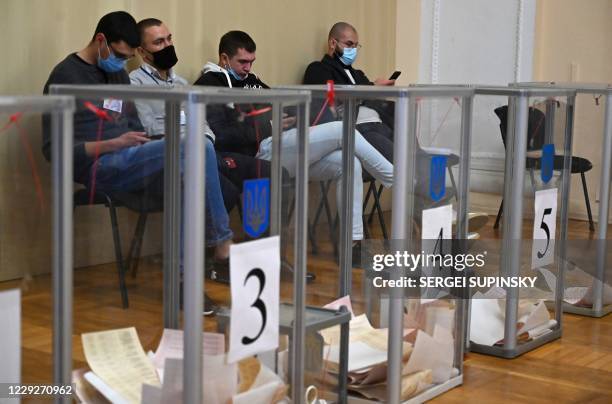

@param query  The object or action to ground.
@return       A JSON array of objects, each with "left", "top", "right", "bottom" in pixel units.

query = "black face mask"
[{"left": 149, "top": 45, "right": 178, "bottom": 70}]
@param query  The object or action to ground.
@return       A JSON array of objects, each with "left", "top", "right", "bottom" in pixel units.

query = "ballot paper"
[
  {"left": 156, "top": 355, "right": 238, "bottom": 404},
  {"left": 204, "top": 355, "right": 238, "bottom": 403},
  {"left": 404, "top": 325, "right": 454, "bottom": 383},
  {"left": 538, "top": 267, "right": 612, "bottom": 306},
  {"left": 470, "top": 290, "right": 553, "bottom": 346},
  {"left": 322, "top": 295, "right": 355, "bottom": 318},
  {"left": 469, "top": 292, "right": 506, "bottom": 346},
  {"left": 151, "top": 328, "right": 225, "bottom": 371},
  {"left": 84, "top": 371, "right": 130, "bottom": 404},
  {"left": 82, "top": 327, "right": 160, "bottom": 404},
  {"left": 159, "top": 358, "right": 182, "bottom": 404},
  {"left": 319, "top": 314, "right": 376, "bottom": 346},
  {"left": 233, "top": 359, "right": 286, "bottom": 404},
  {"left": 349, "top": 369, "right": 432, "bottom": 402},
  {"left": 324, "top": 341, "right": 388, "bottom": 372},
  {"left": 517, "top": 301, "right": 549, "bottom": 335},
  {"left": 140, "top": 384, "right": 162, "bottom": 404},
  {"left": 321, "top": 314, "right": 413, "bottom": 375},
  {"left": 72, "top": 368, "right": 108, "bottom": 404}
]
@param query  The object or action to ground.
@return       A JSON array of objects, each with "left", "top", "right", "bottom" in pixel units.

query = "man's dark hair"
[
  {"left": 137, "top": 18, "right": 163, "bottom": 42},
  {"left": 92, "top": 11, "right": 140, "bottom": 48},
  {"left": 218, "top": 30, "right": 256, "bottom": 57}
]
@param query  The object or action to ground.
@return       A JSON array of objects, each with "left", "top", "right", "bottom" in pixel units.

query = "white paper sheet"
[
  {"left": 469, "top": 292, "right": 506, "bottom": 346},
  {"left": 84, "top": 371, "right": 129, "bottom": 404},
  {"left": 532, "top": 188, "right": 558, "bottom": 269},
  {"left": 160, "top": 358, "right": 182, "bottom": 404},
  {"left": 517, "top": 301, "right": 549, "bottom": 335},
  {"left": 538, "top": 267, "right": 612, "bottom": 306},
  {"left": 403, "top": 326, "right": 454, "bottom": 384},
  {"left": 233, "top": 381, "right": 281, "bottom": 404},
  {"left": 203, "top": 355, "right": 238, "bottom": 404},
  {"left": 140, "top": 384, "right": 162, "bottom": 404},
  {"left": 229, "top": 236, "right": 280, "bottom": 364},
  {"left": 324, "top": 341, "right": 388, "bottom": 372},
  {"left": 323, "top": 295, "right": 354, "bottom": 318},
  {"left": 152, "top": 329, "right": 224, "bottom": 370}
]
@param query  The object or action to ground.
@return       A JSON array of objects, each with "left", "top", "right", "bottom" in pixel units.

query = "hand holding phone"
[{"left": 389, "top": 71, "right": 402, "bottom": 80}]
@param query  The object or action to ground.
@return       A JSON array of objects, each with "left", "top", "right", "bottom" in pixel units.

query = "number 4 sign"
[
  {"left": 531, "top": 188, "right": 558, "bottom": 269},
  {"left": 228, "top": 236, "right": 280, "bottom": 364}
]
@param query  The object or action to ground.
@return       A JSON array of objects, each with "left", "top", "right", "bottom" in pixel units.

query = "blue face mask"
[
  {"left": 97, "top": 40, "right": 127, "bottom": 73},
  {"left": 339, "top": 47, "right": 358, "bottom": 66},
  {"left": 226, "top": 65, "right": 245, "bottom": 81}
]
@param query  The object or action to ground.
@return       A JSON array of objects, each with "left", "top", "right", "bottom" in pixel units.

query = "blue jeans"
[{"left": 92, "top": 138, "right": 233, "bottom": 246}]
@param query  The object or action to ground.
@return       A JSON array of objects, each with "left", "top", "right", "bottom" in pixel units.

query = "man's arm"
[{"left": 83, "top": 131, "right": 149, "bottom": 157}]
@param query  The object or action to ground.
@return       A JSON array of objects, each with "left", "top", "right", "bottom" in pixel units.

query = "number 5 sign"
[
  {"left": 531, "top": 188, "right": 558, "bottom": 269},
  {"left": 228, "top": 236, "right": 280, "bottom": 364}
]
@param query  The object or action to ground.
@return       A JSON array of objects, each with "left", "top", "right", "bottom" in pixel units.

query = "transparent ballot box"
[
  {"left": 514, "top": 82, "right": 612, "bottom": 318},
  {"left": 48, "top": 84, "right": 322, "bottom": 403},
  {"left": 454, "top": 86, "right": 577, "bottom": 358},
  {"left": 0, "top": 95, "right": 74, "bottom": 397},
  {"left": 274, "top": 84, "right": 474, "bottom": 403}
]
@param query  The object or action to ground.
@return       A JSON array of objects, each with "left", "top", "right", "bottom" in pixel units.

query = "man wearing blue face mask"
[
  {"left": 303, "top": 22, "right": 396, "bottom": 164},
  {"left": 43, "top": 11, "right": 237, "bottom": 315},
  {"left": 43, "top": 11, "right": 146, "bottom": 176}
]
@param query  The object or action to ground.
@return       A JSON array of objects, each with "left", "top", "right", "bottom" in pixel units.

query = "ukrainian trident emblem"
[{"left": 243, "top": 178, "right": 270, "bottom": 238}]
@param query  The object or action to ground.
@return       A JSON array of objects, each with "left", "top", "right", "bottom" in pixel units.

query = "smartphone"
[{"left": 389, "top": 71, "right": 402, "bottom": 80}]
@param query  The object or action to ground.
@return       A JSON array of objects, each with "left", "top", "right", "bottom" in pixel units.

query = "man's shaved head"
[{"left": 328, "top": 22, "right": 356, "bottom": 40}]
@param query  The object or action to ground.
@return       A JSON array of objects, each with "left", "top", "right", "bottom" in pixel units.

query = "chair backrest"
[{"left": 494, "top": 105, "right": 546, "bottom": 151}]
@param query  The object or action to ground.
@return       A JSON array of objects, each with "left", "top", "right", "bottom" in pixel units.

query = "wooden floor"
[{"left": 1, "top": 215, "right": 612, "bottom": 403}]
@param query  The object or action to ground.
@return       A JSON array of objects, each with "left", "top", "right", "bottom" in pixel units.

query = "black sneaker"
[
  {"left": 179, "top": 281, "right": 218, "bottom": 316},
  {"left": 352, "top": 241, "right": 364, "bottom": 268},
  {"left": 207, "top": 258, "right": 230, "bottom": 284}
]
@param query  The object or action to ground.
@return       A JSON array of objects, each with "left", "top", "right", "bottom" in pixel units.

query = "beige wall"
[
  {"left": 534, "top": 0, "right": 612, "bottom": 222},
  {"left": 394, "top": 0, "right": 420, "bottom": 85},
  {"left": 0, "top": 0, "right": 397, "bottom": 280}
]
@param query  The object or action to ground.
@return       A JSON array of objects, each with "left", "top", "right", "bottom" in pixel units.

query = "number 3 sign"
[
  {"left": 228, "top": 236, "right": 280, "bottom": 364},
  {"left": 531, "top": 188, "right": 558, "bottom": 269}
]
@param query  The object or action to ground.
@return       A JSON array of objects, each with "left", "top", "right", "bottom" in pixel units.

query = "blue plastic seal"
[
  {"left": 429, "top": 155, "right": 448, "bottom": 202},
  {"left": 541, "top": 143, "right": 554, "bottom": 184}
]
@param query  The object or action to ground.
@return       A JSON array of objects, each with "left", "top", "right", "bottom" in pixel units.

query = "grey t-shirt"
[{"left": 42, "top": 53, "right": 143, "bottom": 184}]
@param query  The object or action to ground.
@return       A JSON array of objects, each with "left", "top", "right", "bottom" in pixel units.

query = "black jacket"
[
  {"left": 304, "top": 54, "right": 372, "bottom": 86},
  {"left": 194, "top": 67, "right": 272, "bottom": 156},
  {"left": 303, "top": 54, "right": 395, "bottom": 128}
]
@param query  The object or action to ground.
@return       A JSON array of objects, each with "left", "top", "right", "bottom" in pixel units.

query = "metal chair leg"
[
  {"left": 448, "top": 167, "right": 459, "bottom": 202},
  {"left": 581, "top": 171, "right": 595, "bottom": 231},
  {"left": 367, "top": 182, "right": 378, "bottom": 225},
  {"left": 108, "top": 202, "right": 129, "bottom": 309},
  {"left": 128, "top": 213, "right": 148, "bottom": 278},
  {"left": 321, "top": 181, "right": 339, "bottom": 256},
  {"left": 494, "top": 199, "right": 504, "bottom": 230},
  {"left": 372, "top": 184, "right": 389, "bottom": 239}
]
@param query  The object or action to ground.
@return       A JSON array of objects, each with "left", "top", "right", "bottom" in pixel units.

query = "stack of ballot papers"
[
  {"left": 538, "top": 267, "right": 612, "bottom": 307},
  {"left": 73, "top": 327, "right": 288, "bottom": 404},
  {"left": 470, "top": 287, "right": 557, "bottom": 346},
  {"left": 318, "top": 297, "right": 457, "bottom": 401}
]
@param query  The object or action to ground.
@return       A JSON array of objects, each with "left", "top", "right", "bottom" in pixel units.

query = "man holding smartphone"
[{"left": 303, "top": 21, "right": 395, "bottom": 164}]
